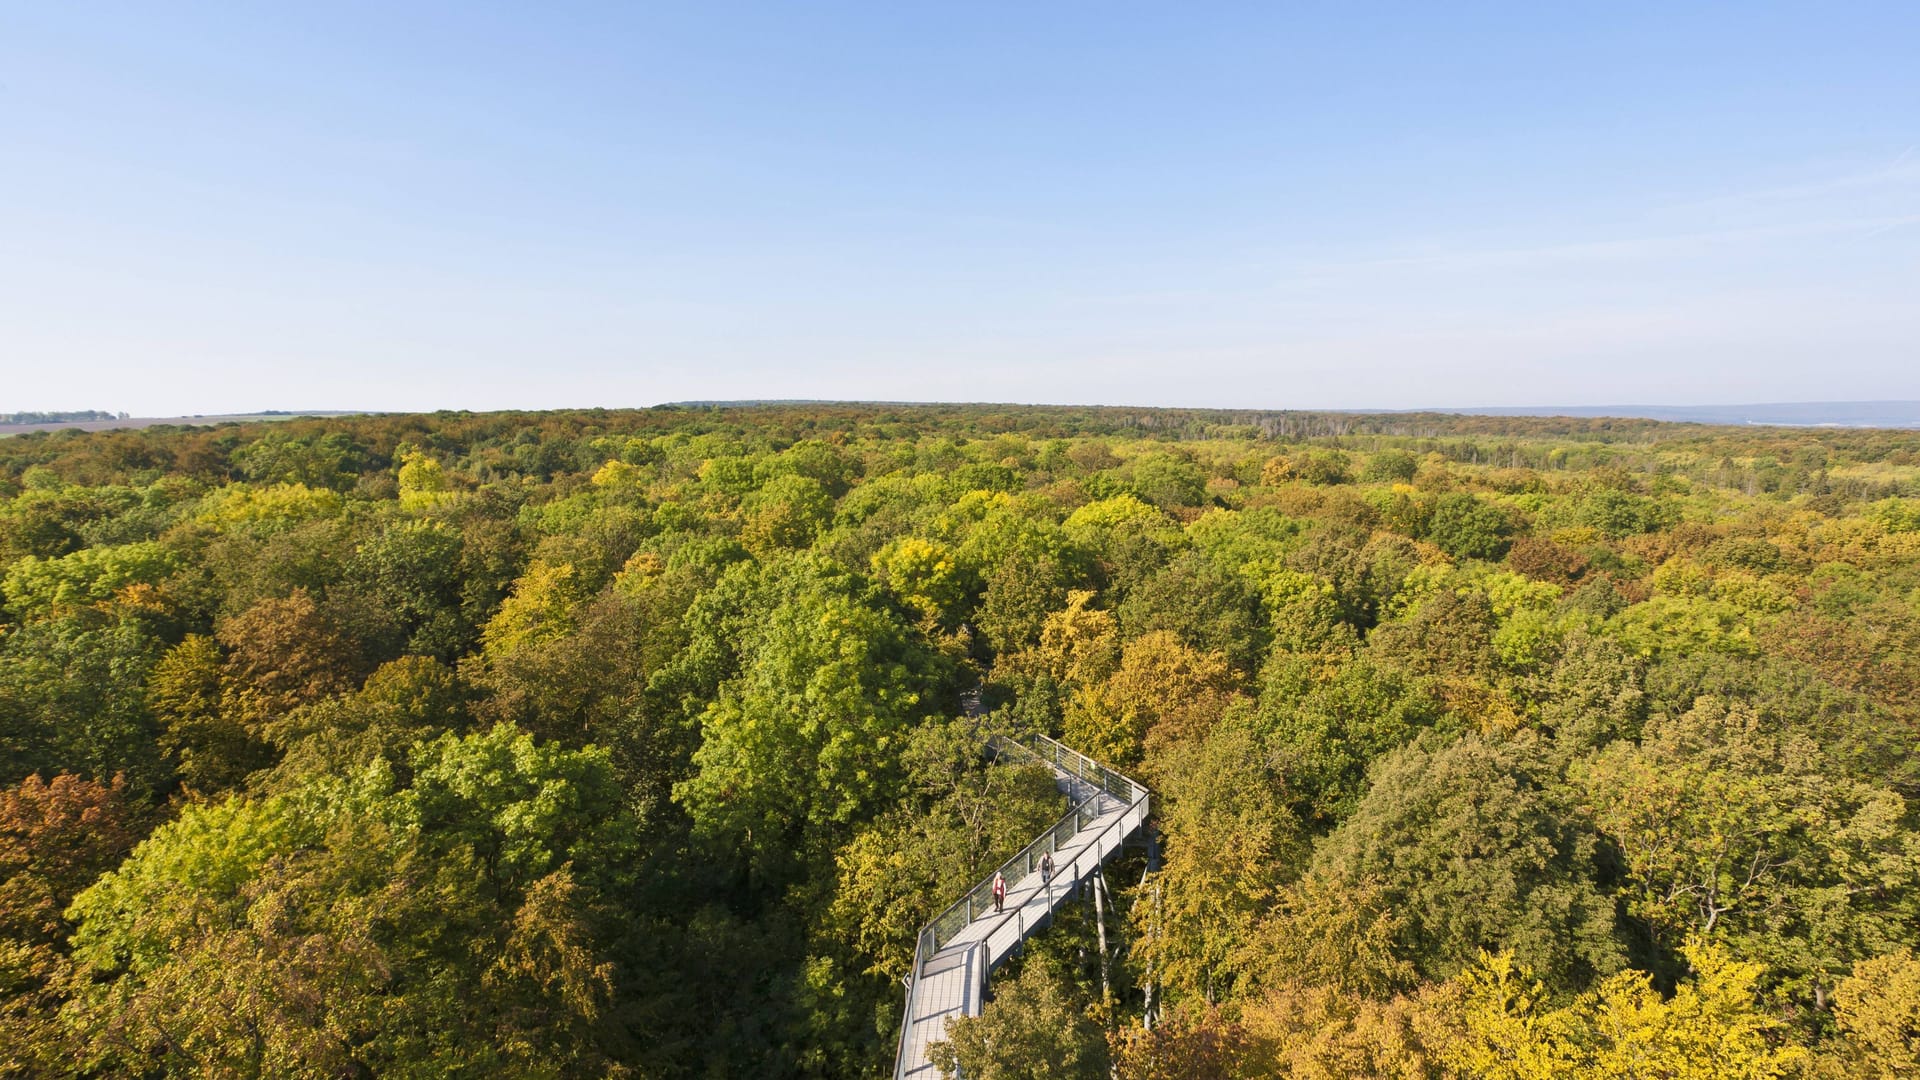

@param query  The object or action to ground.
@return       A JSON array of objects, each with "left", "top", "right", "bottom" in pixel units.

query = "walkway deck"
[{"left": 893, "top": 735, "right": 1150, "bottom": 1080}]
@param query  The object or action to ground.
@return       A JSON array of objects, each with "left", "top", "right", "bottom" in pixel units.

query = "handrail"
[
  {"left": 917, "top": 734, "right": 1134, "bottom": 956},
  {"left": 964, "top": 784, "right": 1148, "bottom": 967},
  {"left": 893, "top": 733, "right": 1150, "bottom": 1080},
  {"left": 897, "top": 966, "right": 917, "bottom": 1080},
  {"left": 994, "top": 733, "right": 1140, "bottom": 804}
]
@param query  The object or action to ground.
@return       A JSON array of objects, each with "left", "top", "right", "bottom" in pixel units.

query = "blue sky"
[{"left": 3, "top": 2, "right": 1916, "bottom": 414}]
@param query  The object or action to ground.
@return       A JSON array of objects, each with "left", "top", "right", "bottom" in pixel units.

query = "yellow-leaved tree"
[
  {"left": 1030, "top": 589, "right": 1120, "bottom": 689},
  {"left": 1820, "top": 949, "right": 1920, "bottom": 1078},
  {"left": 1443, "top": 937, "right": 1805, "bottom": 1080},
  {"left": 396, "top": 447, "right": 453, "bottom": 511},
  {"left": 870, "top": 537, "right": 968, "bottom": 627},
  {"left": 1063, "top": 630, "right": 1237, "bottom": 769}
]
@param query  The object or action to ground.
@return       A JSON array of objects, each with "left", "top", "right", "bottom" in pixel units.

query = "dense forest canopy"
[{"left": 1, "top": 403, "right": 1918, "bottom": 1078}]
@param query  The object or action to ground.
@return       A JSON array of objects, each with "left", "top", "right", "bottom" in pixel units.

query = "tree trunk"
[
  {"left": 1140, "top": 879, "right": 1160, "bottom": 1031},
  {"left": 1092, "top": 867, "right": 1112, "bottom": 1009}
]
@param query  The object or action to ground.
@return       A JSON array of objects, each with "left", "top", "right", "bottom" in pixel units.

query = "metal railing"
[
  {"left": 893, "top": 733, "right": 1150, "bottom": 1079},
  {"left": 992, "top": 733, "right": 1139, "bottom": 804}
]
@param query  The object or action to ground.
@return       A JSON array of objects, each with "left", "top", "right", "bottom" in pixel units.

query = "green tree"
[
  {"left": 1574, "top": 697, "right": 1920, "bottom": 1005},
  {"left": 929, "top": 962, "right": 1107, "bottom": 1080},
  {"left": 343, "top": 518, "right": 472, "bottom": 658},
  {"left": 1062, "top": 495, "right": 1185, "bottom": 597},
  {"left": 468, "top": 589, "right": 652, "bottom": 751},
  {"left": 64, "top": 726, "right": 637, "bottom": 1078},
  {"left": 260, "top": 655, "right": 467, "bottom": 792},
  {"left": 1426, "top": 494, "right": 1516, "bottom": 561},
  {"left": 1574, "top": 488, "right": 1677, "bottom": 539},
  {"left": 674, "top": 557, "right": 947, "bottom": 875},
  {"left": 1136, "top": 726, "right": 1304, "bottom": 1004},
  {"left": 1281, "top": 525, "right": 1409, "bottom": 631},
  {"left": 1361, "top": 450, "right": 1421, "bottom": 484},
  {"left": 1288, "top": 449, "right": 1353, "bottom": 487},
  {"left": 1256, "top": 654, "right": 1448, "bottom": 829},
  {"left": 1533, "top": 630, "right": 1645, "bottom": 753},
  {"left": 1129, "top": 453, "right": 1209, "bottom": 510},
  {"left": 740, "top": 474, "right": 833, "bottom": 555},
  {"left": 2, "top": 541, "right": 180, "bottom": 621},
  {"left": 147, "top": 634, "right": 269, "bottom": 795},
  {"left": 0, "top": 610, "right": 168, "bottom": 792},
  {"left": 976, "top": 548, "right": 1076, "bottom": 658},
  {"left": 1118, "top": 551, "right": 1267, "bottom": 675},
  {"left": 231, "top": 432, "right": 369, "bottom": 492},
  {"left": 1314, "top": 734, "right": 1624, "bottom": 992},
  {"left": 1367, "top": 588, "right": 1500, "bottom": 681}
]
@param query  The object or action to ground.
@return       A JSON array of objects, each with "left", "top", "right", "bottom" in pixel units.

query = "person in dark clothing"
[{"left": 1040, "top": 852, "right": 1053, "bottom": 885}]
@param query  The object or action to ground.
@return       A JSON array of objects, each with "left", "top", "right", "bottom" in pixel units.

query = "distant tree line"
[{"left": 2, "top": 411, "right": 126, "bottom": 425}]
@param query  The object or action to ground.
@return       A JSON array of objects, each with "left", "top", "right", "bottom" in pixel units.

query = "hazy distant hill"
[
  {"left": 9, "top": 402, "right": 1920, "bottom": 437},
  {"left": 1434, "top": 401, "right": 1920, "bottom": 428}
]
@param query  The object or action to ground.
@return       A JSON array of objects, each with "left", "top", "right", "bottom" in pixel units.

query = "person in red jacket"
[{"left": 992, "top": 871, "right": 1006, "bottom": 913}]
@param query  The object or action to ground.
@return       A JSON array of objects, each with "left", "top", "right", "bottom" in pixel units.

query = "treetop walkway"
[{"left": 892, "top": 733, "right": 1151, "bottom": 1079}]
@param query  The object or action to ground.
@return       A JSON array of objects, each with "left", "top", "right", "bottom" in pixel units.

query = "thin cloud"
[
  {"left": 1061, "top": 208, "right": 1920, "bottom": 310},
  {"left": 1340, "top": 214, "right": 1920, "bottom": 276},
  {"left": 1659, "top": 153, "right": 1920, "bottom": 216}
]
